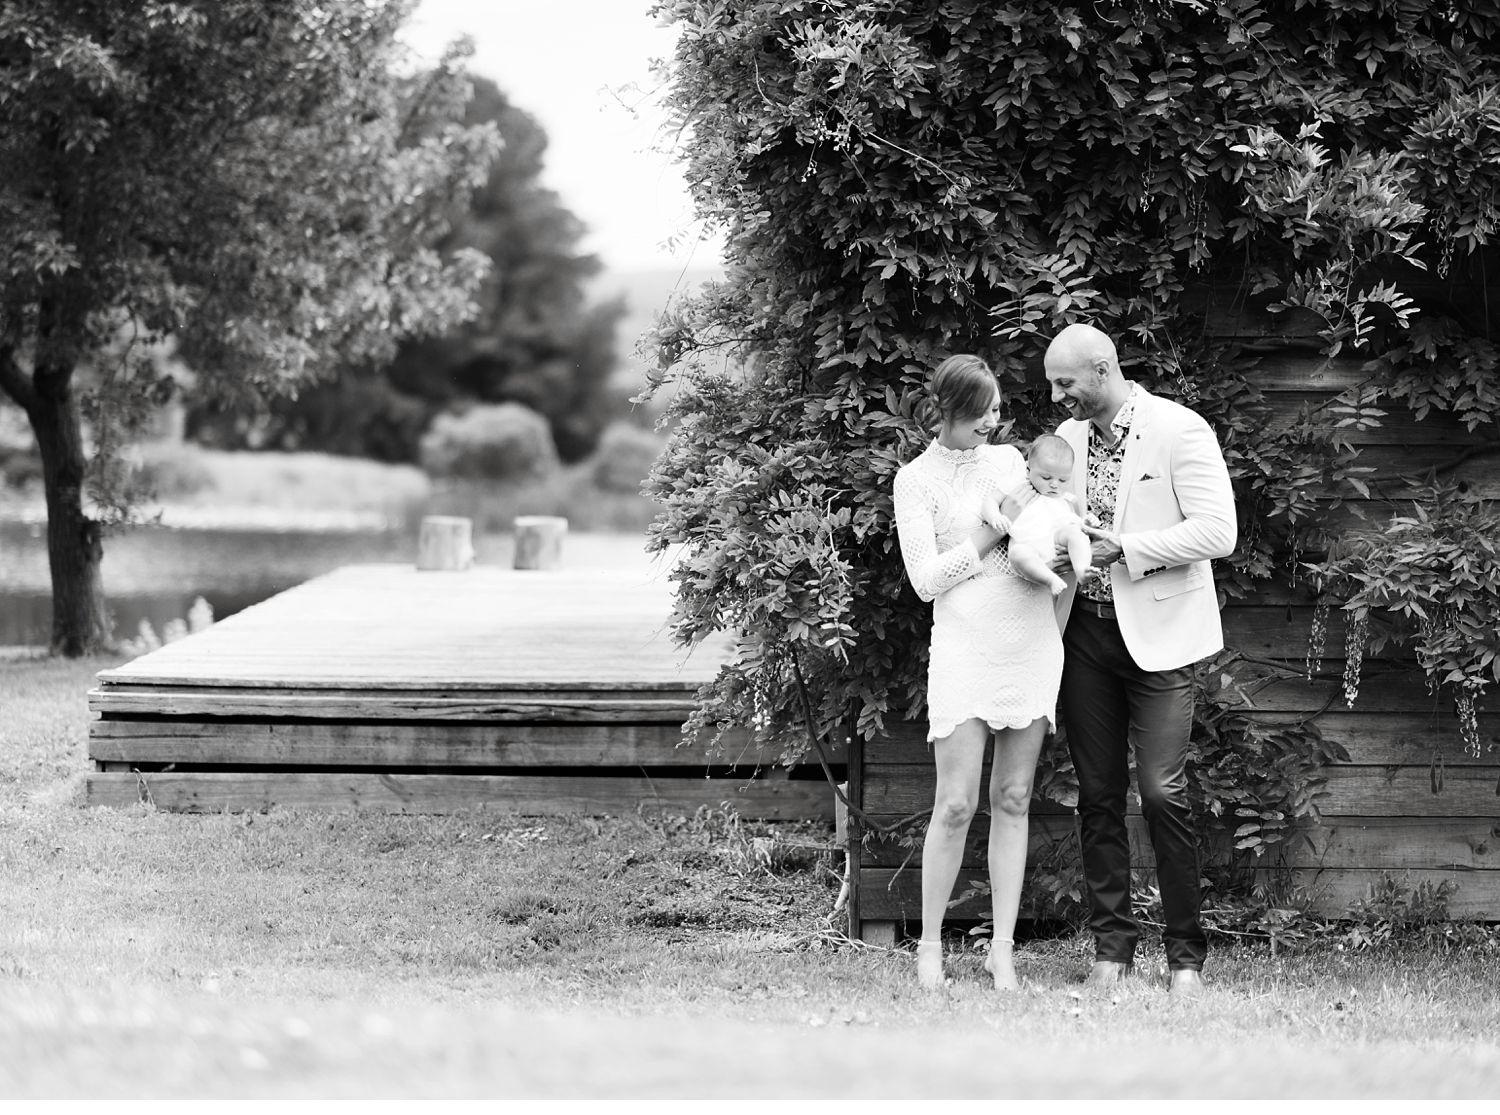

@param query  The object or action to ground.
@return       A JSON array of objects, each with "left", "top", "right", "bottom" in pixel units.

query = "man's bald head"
[
  {"left": 1044, "top": 322, "right": 1130, "bottom": 429},
  {"left": 1044, "top": 322, "right": 1119, "bottom": 378}
]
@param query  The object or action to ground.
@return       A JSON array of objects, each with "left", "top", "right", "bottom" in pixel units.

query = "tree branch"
[{"left": 790, "top": 646, "right": 910, "bottom": 838}]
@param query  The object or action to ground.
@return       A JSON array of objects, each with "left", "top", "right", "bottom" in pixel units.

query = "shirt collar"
[{"left": 1092, "top": 383, "right": 1140, "bottom": 449}]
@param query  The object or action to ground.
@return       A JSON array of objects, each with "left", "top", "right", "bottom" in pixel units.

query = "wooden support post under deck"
[
  {"left": 415, "top": 515, "right": 474, "bottom": 571},
  {"left": 513, "top": 515, "right": 567, "bottom": 570}
]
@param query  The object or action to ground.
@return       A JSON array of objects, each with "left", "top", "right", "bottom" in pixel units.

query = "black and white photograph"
[{"left": 2, "top": 0, "right": 1498, "bottom": 1102}]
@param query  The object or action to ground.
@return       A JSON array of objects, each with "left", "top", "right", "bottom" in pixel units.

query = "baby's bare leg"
[
  {"left": 1009, "top": 541, "right": 1067, "bottom": 595},
  {"left": 1063, "top": 526, "right": 1093, "bottom": 580}
]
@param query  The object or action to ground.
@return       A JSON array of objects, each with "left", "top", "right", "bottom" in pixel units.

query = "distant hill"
[
  {"left": 593, "top": 263, "right": 723, "bottom": 424},
  {"left": 594, "top": 263, "right": 723, "bottom": 352}
]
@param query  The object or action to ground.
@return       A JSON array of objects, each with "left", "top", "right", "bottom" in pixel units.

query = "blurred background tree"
[
  {"left": 0, "top": 0, "right": 499, "bottom": 655},
  {"left": 189, "top": 76, "right": 627, "bottom": 464}
]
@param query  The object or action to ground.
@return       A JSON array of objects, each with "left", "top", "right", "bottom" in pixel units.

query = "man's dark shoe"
[
  {"left": 1083, "top": 959, "right": 1133, "bottom": 988},
  {"left": 1168, "top": 968, "right": 1206, "bottom": 997}
]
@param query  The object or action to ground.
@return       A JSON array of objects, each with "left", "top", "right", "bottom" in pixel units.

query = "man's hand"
[{"left": 1082, "top": 523, "right": 1124, "bottom": 567}]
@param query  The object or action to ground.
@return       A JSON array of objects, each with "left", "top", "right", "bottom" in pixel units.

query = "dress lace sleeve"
[{"left": 893, "top": 465, "right": 980, "bottom": 602}]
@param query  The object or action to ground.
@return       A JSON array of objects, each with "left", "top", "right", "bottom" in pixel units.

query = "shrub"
[
  {"left": 134, "top": 443, "right": 216, "bottom": 499},
  {"left": 419, "top": 403, "right": 559, "bottom": 484},
  {"left": 589, "top": 422, "right": 667, "bottom": 495},
  {"left": 189, "top": 377, "right": 434, "bottom": 463},
  {"left": 0, "top": 410, "right": 40, "bottom": 493},
  {"left": 0, "top": 445, "right": 42, "bottom": 493}
]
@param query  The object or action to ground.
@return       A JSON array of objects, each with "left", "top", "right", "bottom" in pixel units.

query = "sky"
[{"left": 401, "top": 0, "right": 722, "bottom": 277}]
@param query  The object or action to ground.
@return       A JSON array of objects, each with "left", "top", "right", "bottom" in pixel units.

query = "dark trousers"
[{"left": 1061, "top": 607, "right": 1207, "bottom": 970}]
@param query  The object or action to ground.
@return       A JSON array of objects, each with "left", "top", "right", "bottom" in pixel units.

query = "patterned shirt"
[{"left": 1080, "top": 384, "right": 1140, "bottom": 603}]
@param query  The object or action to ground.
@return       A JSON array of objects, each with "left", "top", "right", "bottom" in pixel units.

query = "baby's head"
[{"left": 1026, "top": 434, "right": 1074, "bottom": 497}]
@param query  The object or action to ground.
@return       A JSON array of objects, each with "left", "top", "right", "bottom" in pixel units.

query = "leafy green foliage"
[
  {"left": 646, "top": 0, "right": 1500, "bottom": 732},
  {"left": 1310, "top": 483, "right": 1500, "bottom": 757},
  {"left": 1191, "top": 670, "right": 1349, "bottom": 856},
  {"left": 1364, "top": 316, "right": 1500, "bottom": 431},
  {"left": 393, "top": 75, "right": 626, "bottom": 463},
  {"left": 644, "top": 1, "right": 1500, "bottom": 919},
  {"left": 1340, "top": 874, "right": 1462, "bottom": 949},
  {"left": 192, "top": 76, "right": 627, "bottom": 464}
]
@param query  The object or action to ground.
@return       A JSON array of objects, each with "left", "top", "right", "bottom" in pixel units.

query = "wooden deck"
[{"left": 85, "top": 563, "right": 837, "bottom": 819}]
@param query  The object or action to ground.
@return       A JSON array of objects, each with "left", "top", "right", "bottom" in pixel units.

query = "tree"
[
  {"left": 0, "top": 0, "right": 498, "bottom": 655},
  {"left": 641, "top": 0, "right": 1500, "bottom": 766},
  {"left": 192, "top": 75, "right": 626, "bottom": 464},
  {"left": 389, "top": 76, "right": 625, "bottom": 463}
]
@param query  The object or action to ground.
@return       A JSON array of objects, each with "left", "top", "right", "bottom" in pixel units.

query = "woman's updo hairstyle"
[{"left": 916, "top": 354, "right": 1000, "bottom": 432}]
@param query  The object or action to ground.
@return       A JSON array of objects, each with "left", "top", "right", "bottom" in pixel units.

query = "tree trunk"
[{"left": 30, "top": 366, "right": 113, "bottom": 656}]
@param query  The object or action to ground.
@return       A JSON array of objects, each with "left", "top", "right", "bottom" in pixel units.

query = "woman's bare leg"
[
  {"left": 918, "top": 718, "right": 989, "bottom": 987},
  {"left": 985, "top": 716, "right": 1049, "bottom": 990}
]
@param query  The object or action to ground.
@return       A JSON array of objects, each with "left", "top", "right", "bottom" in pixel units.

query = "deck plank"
[
  {"left": 89, "top": 688, "right": 704, "bottom": 721},
  {"left": 83, "top": 771, "right": 833, "bottom": 820},
  {"left": 88, "top": 720, "right": 778, "bottom": 768}
]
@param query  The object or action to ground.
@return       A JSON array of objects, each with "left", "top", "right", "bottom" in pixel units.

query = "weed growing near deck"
[{"left": 2, "top": 656, "right": 1498, "bottom": 1099}]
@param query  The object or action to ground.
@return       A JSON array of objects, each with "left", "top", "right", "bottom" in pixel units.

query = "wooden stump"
[
  {"left": 416, "top": 516, "right": 474, "bottom": 571},
  {"left": 513, "top": 515, "right": 567, "bottom": 570}
]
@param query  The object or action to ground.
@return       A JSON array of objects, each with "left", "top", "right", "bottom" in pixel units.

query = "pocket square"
[{"left": 1139, "top": 472, "right": 1159, "bottom": 481}]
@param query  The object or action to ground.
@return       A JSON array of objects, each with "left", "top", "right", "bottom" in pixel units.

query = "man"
[{"left": 1046, "top": 322, "right": 1237, "bottom": 996}]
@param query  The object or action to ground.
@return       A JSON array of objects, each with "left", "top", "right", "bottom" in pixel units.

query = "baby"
[{"left": 984, "top": 434, "right": 1093, "bottom": 596}]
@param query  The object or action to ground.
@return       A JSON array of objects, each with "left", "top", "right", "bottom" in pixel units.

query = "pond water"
[
  {"left": 0, "top": 519, "right": 419, "bottom": 646},
  {"left": 0, "top": 520, "right": 658, "bottom": 647}
]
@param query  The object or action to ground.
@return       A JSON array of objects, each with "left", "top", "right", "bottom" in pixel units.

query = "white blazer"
[{"left": 1055, "top": 387, "right": 1237, "bottom": 671}]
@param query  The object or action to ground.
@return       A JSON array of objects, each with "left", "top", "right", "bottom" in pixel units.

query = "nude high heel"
[{"left": 984, "top": 938, "right": 1020, "bottom": 991}]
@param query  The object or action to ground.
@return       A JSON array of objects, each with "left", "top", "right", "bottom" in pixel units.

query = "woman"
[{"left": 892, "top": 354, "right": 1065, "bottom": 990}]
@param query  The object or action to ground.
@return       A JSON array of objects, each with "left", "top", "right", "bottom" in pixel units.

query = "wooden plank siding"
[
  {"left": 83, "top": 772, "right": 831, "bottom": 820},
  {"left": 86, "top": 564, "right": 840, "bottom": 820},
  {"left": 848, "top": 291, "right": 1500, "bottom": 936},
  {"left": 857, "top": 866, "right": 1499, "bottom": 922}
]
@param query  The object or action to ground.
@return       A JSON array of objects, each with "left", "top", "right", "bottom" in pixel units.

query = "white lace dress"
[{"left": 893, "top": 440, "right": 1064, "bottom": 741}]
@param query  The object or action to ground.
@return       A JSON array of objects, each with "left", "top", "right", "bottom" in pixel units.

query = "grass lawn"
[{"left": 2, "top": 655, "right": 1498, "bottom": 1100}]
